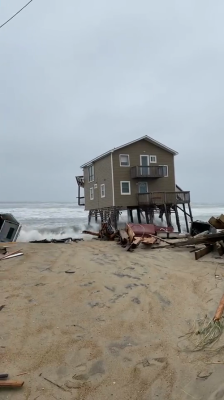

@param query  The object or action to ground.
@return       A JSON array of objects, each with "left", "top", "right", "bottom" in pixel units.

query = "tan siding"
[
  {"left": 112, "top": 139, "right": 176, "bottom": 207},
  {"left": 83, "top": 155, "right": 113, "bottom": 210}
]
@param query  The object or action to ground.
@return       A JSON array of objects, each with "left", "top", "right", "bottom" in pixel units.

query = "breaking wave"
[{"left": 18, "top": 223, "right": 100, "bottom": 242}]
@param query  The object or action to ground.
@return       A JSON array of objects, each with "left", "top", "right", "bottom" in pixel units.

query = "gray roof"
[
  {"left": 0, "top": 213, "right": 20, "bottom": 225},
  {"left": 80, "top": 135, "right": 178, "bottom": 168}
]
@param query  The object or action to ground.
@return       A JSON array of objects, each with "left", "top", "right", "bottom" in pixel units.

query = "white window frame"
[
  {"left": 138, "top": 182, "right": 148, "bottom": 193},
  {"left": 119, "top": 154, "right": 130, "bottom": 167},
  {"left": 90, "top": 187, "right": 94, "bottom": 200},
  {"left": 150, "top": 155, "right": 157, "bottom": 163},
  {"left": 140, "top": 155, "right": 149, "bottom": 165},
  {"left": 101, "top": 183, "right": 105, "bottom": 198},
  {"left": 159, "top": 165, "right": 169, "bottom": 177},
  {"left": 120, "top": 181, "right": 131, "bottom": 195},
  {"left": 88, "top": 165, "right": 94, "bottom": 182}
]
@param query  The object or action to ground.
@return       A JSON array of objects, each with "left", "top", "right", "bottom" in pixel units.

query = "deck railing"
[
  {"left": 138, "top": 191, "right": 190, "bottom": 205},
  {"left": 131, "top": 166, "right": 165, "bottom": 179}
]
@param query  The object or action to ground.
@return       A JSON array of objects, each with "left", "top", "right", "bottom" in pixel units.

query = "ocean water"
[{"left": 0, "top": 202, "right": 224, "bottom": 242}]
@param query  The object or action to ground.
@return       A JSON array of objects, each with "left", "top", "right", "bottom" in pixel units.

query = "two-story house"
[{"left": 76, "top": 136, "right": 192, "bottom": 232}]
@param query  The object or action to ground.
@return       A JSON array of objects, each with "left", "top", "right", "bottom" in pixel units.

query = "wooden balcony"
[
  {"left": 138, "top": 191, "right": 190, "bottom": 205},
  {"left": 76, "top": 176, "right": 85, "bottom": 206},
  {"left": 131, "top": 166, "right": 165, "bottom": 179}
]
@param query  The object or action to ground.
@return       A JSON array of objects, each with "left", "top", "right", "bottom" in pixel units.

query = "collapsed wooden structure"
[{"left": 83, "top": 213, "right": 224, "bottom": 259}]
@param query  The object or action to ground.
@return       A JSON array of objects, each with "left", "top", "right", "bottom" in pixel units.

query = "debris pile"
[
  {"left": 83, "top": 221, "right": 175, "bottom": 252},
  {"left": 117, "top": 223, "right": 170, "bottom": 252},
  {"left": 82, "top": 213, "right": 224, "bottom": 258}
]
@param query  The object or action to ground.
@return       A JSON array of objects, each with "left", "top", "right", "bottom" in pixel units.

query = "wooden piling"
[
  {"left": 174, "top": 205, "right": 181, "bottom": 233},
  {"left": 182, "top": 203, "right": 189, "bottom": 233},
  {"left": 137, "top": 208, "right": 141, "bottom": 223}
]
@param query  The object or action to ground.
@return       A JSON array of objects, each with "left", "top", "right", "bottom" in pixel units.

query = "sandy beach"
[{"left": 1, "top": 240, "right": 224, "bottom": 400}]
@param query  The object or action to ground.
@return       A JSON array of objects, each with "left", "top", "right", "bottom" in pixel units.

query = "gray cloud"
[{"left": 1, "top": 0, "right": 224, "bottom": 202}]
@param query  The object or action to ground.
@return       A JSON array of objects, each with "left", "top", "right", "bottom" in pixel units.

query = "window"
[
  {"left": 119, "top": 154, "right": 130, "bottom": 166},
  {"left": 150, "top": 155, "right": 157, "bottom": 163},
  {"left": 90, "top": 187, "right": 94, "bottom": 200},
  {"left": 88, "top": 165, "right": 94, "bottom": 182},
  {"left": 101, "top": 184, "right": 105, "bottom": 198},
  {"left": 160, "top": 165, "right": 168, "bottom": 177},
  {"left": 6, "top": 227, "right": 15, "bottom": 240},
  {"left": 120, "top": 181, "right": 131, "bottom": 195}
]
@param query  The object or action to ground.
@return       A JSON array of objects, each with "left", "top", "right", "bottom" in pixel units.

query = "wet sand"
[{"left": 1, "top": 240, "right": 224, "bottom": 400}]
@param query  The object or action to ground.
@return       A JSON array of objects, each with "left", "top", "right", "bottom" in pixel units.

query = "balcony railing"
[
  {"left": 131, "top": 166, "right": 165, "bottom": 179},
  {"left": 138, "top": 191, "right": 190, "bottom": 205}
]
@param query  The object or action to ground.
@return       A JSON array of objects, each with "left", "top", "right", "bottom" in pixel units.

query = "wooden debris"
[
  {"left": 170, "top": 232, "right": 224, "bottom": 248},
  {"left": 142, "top": 237, "right": 157, "bottom": 245},
  {"left": 126, "top": 237, "right": 143, "bottom": 252},
  {"left": 194, "top": 245, "right": 214, "bottom": 260},
  {"left": 194, "top": 230, "right": 209, "bottom": 238},
  {"left": 215, "top": 241, "right": 224, "bottom": 256},
  {"left": 0, "top": 374, "right": 8, "bottom": 379},
  {"left": 2, "top": 252, "right": 23, "bottom": 260},
  {"left": 0, "top": 380, "right": 24, "bottom": 388},
  {"left": 82, "top": 230, "right": 99, "bottom": 237},
  {"left": 126, "top": 224, "right": 135, "bottom": 243},
  {"left": 209, "top": 215, "right": 224, "bottom": 229},
  {"left": 118, "top": 229, "right": 129, "bottom": 246},
  {"left": 214, "top": 293, "right": 224, "bottom": 321},
  {"left": 0, "top": 249, "right": 23, "bottom": 261},
  {"left": 0, "top": 305, "right": 5, "bottom": 311}
]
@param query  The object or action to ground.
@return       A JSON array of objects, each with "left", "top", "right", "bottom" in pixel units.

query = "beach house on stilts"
[{"left": 76, "top": 136, "right": 192, "bottom": 232}]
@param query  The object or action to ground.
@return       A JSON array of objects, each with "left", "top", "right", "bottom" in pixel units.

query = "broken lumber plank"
[
  {"left": 218, "top": 214, "right": 224, "bottom": 225},
  {"left": 194, "top": 230, "right": 209, "bottom": 238},
  {"left": 215, "top": 242, "right": 224, "bottom": 257},
  {"left": 195, "top": 245, "right": 214, "bottom": 260},
  {"left": 126, "top": 224, "right": 135, "bottom": 243},
  {"left": 149, "top": 234, "right": 173, "bottom": 245},
  {"left": 126, "top": 237, "right": 143, "bottom": 252},
  {"left": 2, "top": 252, "right": 23, "bottom": 260},
  {"left": 82, "top": 230, "right": 99, "bottom": 237},
  {"left": 172, "top": 233, "right": 224, "bottom": 247},
  {"left": 142, "top": 237, "right": 157, "bottom": 245},
  {"left": 119, "top": 229, "right": 129, "bottom": 244},
  {"left": 209, "top": 216, "right": 224, "bottom": 230},
  {"left": 0, "top": 380, "right": 24, "bottom": 387}
]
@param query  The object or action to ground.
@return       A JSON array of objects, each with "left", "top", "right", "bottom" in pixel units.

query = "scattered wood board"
[
  {"left": 195, "top": 245, "right": 214, "bottom": 260},
  {"left": 0, "top": 380, "right": 24, "bottom": 388}
]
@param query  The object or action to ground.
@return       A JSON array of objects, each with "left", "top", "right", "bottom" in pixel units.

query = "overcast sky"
[{"left": 0, "top": 0, "right": 223, "bottom": 202}]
